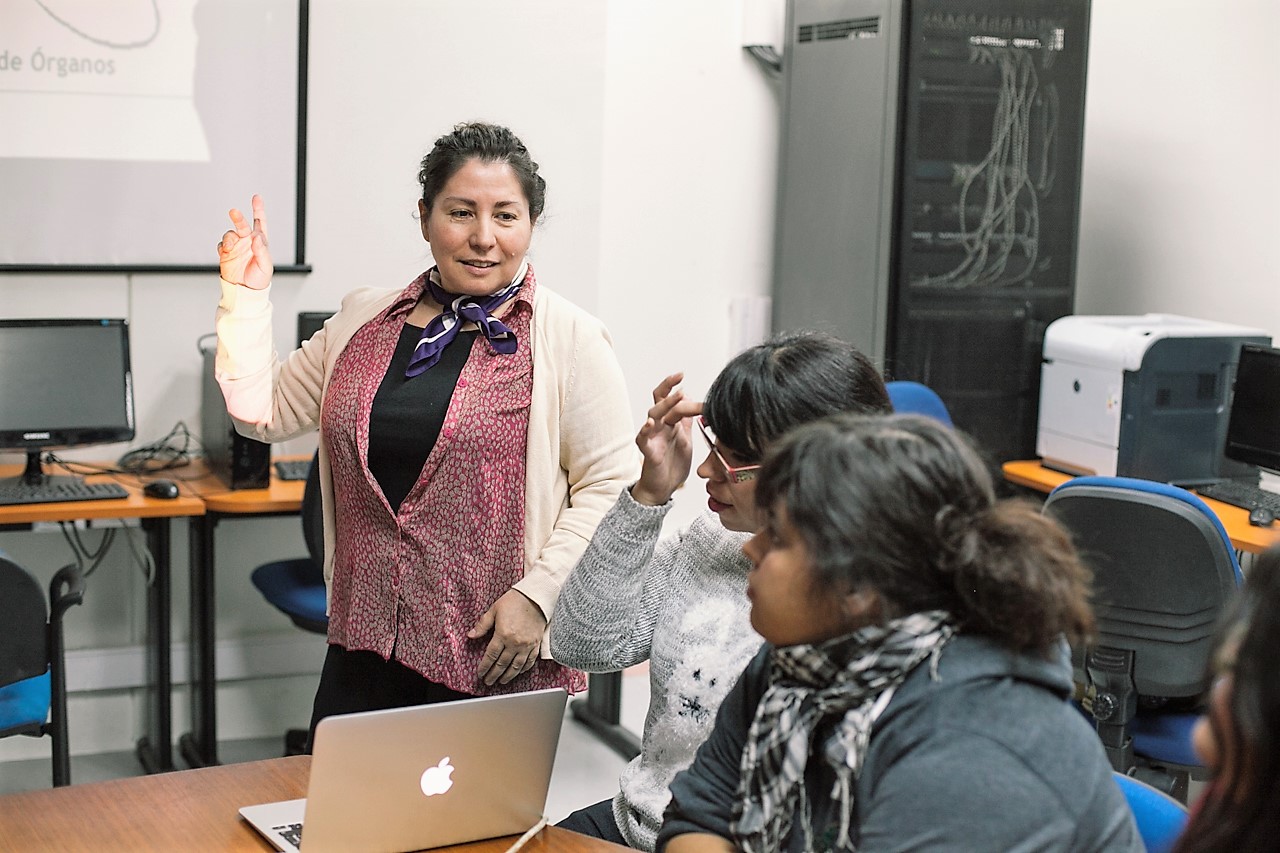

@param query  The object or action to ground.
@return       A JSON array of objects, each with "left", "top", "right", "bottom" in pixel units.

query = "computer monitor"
[
  {"left": 0, "top": 318, "right": 136, "bottom": 486},
  {"left": 1223, "top": 343, "right": 1280, "bottom": 474}
]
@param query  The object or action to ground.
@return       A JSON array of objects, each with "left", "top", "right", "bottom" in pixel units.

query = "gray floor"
[{"left": 0, "top": 670, "right": 650, "bottom": 825}]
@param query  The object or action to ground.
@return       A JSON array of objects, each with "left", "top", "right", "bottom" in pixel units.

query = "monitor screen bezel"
[
  {"left": 0, "top": 318, "right": 136, "bottom": 453},
  {"left": 1223, "top": 342, "right": 1280, "bottom": 473}
]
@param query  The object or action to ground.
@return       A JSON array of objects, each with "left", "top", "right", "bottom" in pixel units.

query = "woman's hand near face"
[
  {"left": 630, "top": 372, "right": 702, "bottom": 507},
  {"left": 217, "top": 194, "right": 274, "bottom": 290},
  {"left": 468, "top": 589, "right": 547, "bottom": 686}
]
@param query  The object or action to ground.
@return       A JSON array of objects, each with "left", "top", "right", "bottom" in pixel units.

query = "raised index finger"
[
  {"left": 251, "top": 194, "right": 269, "bottom": 241},
  {"left": 651, "top": 371, "right": 684, "bottom": 404}
]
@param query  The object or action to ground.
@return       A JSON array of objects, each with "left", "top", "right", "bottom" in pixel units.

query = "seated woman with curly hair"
[{"left": 658, "top": 413, "right": 1142, "bottom": 852}]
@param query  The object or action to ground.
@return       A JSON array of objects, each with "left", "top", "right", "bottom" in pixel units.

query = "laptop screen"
[{"left": 1224, "top": 343, "right": 1280, "bottom": 473}]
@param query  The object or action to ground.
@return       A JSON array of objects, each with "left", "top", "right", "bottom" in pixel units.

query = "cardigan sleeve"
[
  {"left": 511, "top": 300, "right": 638, "bottom": 620},
  {"left": 214, "top": 280, "right": 325, "bottom": 443},
  {"left": 548, "top": 486, "right": 682, "bottom": 671}
]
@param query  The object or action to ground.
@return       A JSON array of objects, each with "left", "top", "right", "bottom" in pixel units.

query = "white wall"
[
  {"left": 1074, "top": 0, "right": 1280, "bottom": 332},
  {"left": 0, "top": 0, "right": 780, "bottom": 763},
  {"left": 1, "top": 0, "right": 1276, "bottom": 763}
]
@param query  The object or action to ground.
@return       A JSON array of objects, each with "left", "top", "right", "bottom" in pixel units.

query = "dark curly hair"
[
  {"left": 418, "top": 122, "right": 546, "bottom": 221},
  {"left": 755, "top": 413, "right": 1095, "bottom": 656}
]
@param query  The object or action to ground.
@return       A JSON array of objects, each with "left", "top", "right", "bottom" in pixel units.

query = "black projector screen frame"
[{"left": 0, "top": 0, "right": 309, "bottom": 274}]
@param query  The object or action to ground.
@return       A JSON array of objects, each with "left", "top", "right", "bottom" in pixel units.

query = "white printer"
[{"left": 1037, "top": 314, "right": 1270, "bottom": 484}]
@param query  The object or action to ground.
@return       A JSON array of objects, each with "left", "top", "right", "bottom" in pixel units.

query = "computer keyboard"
[
  {"left": 1196, "top": 480, "right": 1280, "bottom": 515},
  {"left": 274, "top": 459, "right": 311, "bottom": 481},
  {"left": 274, "top": 822, "right": 303, "bottom": 847},
  {"left": 0, "top": 479, "right": 129, "bottom": 506}
]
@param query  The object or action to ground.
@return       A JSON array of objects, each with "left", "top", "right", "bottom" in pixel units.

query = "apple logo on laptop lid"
[{"left": 419, "top": 757, "right": 455, "bottom": 797}]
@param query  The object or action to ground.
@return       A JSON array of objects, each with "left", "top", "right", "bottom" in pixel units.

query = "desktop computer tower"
[
  {"left": 772, "top": 0, "right": 1091, "bottom": 462},
  {"left": 200, "top": 345, "right": 270, "bottom": 489}
]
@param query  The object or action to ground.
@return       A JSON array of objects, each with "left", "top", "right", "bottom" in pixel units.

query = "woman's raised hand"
[
  {"left": 630, "top": 372, "right": 702, "bottom": 507},
  {"left": 217, "top": 194, "right": 273, "bottom": 290}
]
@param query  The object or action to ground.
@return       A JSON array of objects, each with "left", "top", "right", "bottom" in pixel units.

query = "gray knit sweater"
[{"left": 549, "top": 486, "right": 762, "bottom": 851}]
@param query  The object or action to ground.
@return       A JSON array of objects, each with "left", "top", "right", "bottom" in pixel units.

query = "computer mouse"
[
  {"left": 143, "top": 479, "right": 180, "bottom": 500},
  {"left": 1247, "top": 506, "right": 1275, "bottom": 527}
]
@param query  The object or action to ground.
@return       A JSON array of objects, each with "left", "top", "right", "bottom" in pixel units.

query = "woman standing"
[
  {"left": 215, "top": 122, "right": 636, "bottom": 739},
  {"left": 658, "top": 414, "right": 1142, "bottom": 852}
]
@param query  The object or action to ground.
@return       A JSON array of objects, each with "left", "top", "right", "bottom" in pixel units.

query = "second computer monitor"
[{"left": 1224, "top": 343, "right": 1280, "bottom": 474}]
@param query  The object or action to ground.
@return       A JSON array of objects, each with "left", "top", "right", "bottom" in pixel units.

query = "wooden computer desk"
[
  {"left": 178, "top": 457, "right": 308, "bottom": 768},
  {"left": 1002, "top": 459, "right": 1280, "bottom": 554},
  {"left": 0, "top": 463, "right": 206, "bottom": 774},
  {"left": 0, "top": 756, "right": 627, "bottom": 852}
]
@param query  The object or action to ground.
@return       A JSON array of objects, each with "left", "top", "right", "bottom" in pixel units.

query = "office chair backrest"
[
  {"left": 250, "top": 452, "right": 328, "bottom": 636},
  {"left": 1112, "top": 772, "right": 1188, "bottom": 853},
  {"left": 1044, "top": 476, "right": 1242, "bottom": 699},
  {"left": 301, "top": 453, "right": 323, "bottom": 567},
  {"left": 0, "top": 557, "right": 48, "bottom": 692},
  {"left": 0, "top": 556, "right": 84, "bottom": 786},
  {"left": 886, "top": 380, "right": 953, "bottom": 427}
]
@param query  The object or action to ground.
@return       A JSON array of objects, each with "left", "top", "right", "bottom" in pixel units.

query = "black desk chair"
[
  {"left": 0, "top": 555, "right": 84, "bottom": 786},
  {"left": 1043, "top": 475, "right": 1242, "bottom": 801},
  {"left": 249, "top": 454, "right": 327, "bottom": 754}
]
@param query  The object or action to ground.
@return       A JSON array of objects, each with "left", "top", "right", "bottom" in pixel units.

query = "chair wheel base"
[{"left": 1131, "top": 766, "right": 1190, "bottom": 803}]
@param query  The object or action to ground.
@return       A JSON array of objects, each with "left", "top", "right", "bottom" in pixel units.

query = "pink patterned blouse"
[{"left": 319, "top": 268, "right": 586, "bottom": 696}]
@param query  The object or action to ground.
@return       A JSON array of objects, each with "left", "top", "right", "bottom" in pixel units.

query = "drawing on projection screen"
[{"left": 0, "top": 0, "right": 208, "bottom": 162}]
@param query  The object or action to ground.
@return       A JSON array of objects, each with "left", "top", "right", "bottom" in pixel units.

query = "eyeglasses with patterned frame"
[{"left": 696, "top": 416, "right": 761, "bottom": 485}]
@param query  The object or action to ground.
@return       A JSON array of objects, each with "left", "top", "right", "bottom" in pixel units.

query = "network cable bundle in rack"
[{"left": 772, "top": 0, "right": 1091, "bottom": 462}]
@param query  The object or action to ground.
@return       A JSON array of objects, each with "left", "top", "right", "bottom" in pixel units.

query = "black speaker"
[
  {"left": 296, "top": 311, "right": 335, "bottom": 348},
  {"left": 201, "top": 345, "right": 270, "bottom": 489}
]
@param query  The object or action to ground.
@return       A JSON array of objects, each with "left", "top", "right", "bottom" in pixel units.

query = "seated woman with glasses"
[
  {"left": 549, "top": 331, "right": 892, "bottom": 850},
  {"left": 1173, "top": 545, "right": 1280, "bottom": 853},
  {"left": 658, "top": 413, "right": 1142, "bottom": 853}
]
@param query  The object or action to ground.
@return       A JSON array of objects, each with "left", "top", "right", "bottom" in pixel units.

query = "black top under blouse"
[{"left": 367, "top": 325, "right": 477, "bottom": 513}]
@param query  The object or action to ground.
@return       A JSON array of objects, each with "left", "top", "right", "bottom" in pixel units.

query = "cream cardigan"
[{"left": 214, "top": 277, "right": 638, "bottom": 644}]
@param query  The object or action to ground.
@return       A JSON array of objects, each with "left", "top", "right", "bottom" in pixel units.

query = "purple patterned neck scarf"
[{"left": 404, "top": 264, "right": 525, "bottom": 377}]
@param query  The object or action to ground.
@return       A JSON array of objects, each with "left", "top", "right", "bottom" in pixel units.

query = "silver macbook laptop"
[{"left": 239, "top": 688, "right": 568, "bottom": 853}]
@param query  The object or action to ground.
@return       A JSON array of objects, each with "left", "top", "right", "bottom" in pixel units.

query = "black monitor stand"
[{"left": 1, "top": 449, "right": 84, "bottom": 489}]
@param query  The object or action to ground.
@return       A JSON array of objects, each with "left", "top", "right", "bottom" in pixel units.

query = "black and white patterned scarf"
[{"left": 731, "top": 610, "right": 956, "bottom": 852}]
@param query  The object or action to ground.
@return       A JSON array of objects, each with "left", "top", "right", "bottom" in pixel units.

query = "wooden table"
[
  {"left": 0, "top": 756, "right": 627, "bottom": 852},
  {"left": 0, "top": 463, "right": 205, "bottom": 774},
  {"left": 1002, "top": 459, "right": 1280, "bottom": 554},
  {"left": 176, "top": 458, "right": 308, "bottom": 768}
]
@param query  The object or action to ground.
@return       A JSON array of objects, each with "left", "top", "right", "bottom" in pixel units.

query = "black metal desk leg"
[
  {"left": 136, "top": 517, "right": 174, "bottom": 772},
  {"left": 179, "top": 515, "right": 219, "bottom": 768},
  {"left": 569, "top": 672, "right": 641, "bottom": 760}
]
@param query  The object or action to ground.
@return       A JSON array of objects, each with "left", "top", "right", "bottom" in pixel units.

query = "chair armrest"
[{"left": 49, "top": 564, "right": 85, "bottom": 623}]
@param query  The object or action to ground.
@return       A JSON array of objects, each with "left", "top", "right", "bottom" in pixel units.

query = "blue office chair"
[
  {"left": 886, "top": 380, "right": 954, "bottom": 427},
  {"left": 1043, "top": 475, "right": 1242, "bottom": 801},
  {"left": 250, "top": 455, "right": 326, "bottom": 753},
  {"left": 0, "top": 555, "right": 84, "bottom": 787},
  {"left": 1113, "top": 771, "right": 1188, "bottom": 853}
]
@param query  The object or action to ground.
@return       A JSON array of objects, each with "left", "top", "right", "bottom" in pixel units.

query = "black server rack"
[{"left": 772, "top": 0, "right": 1090, "bottom": 462}]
